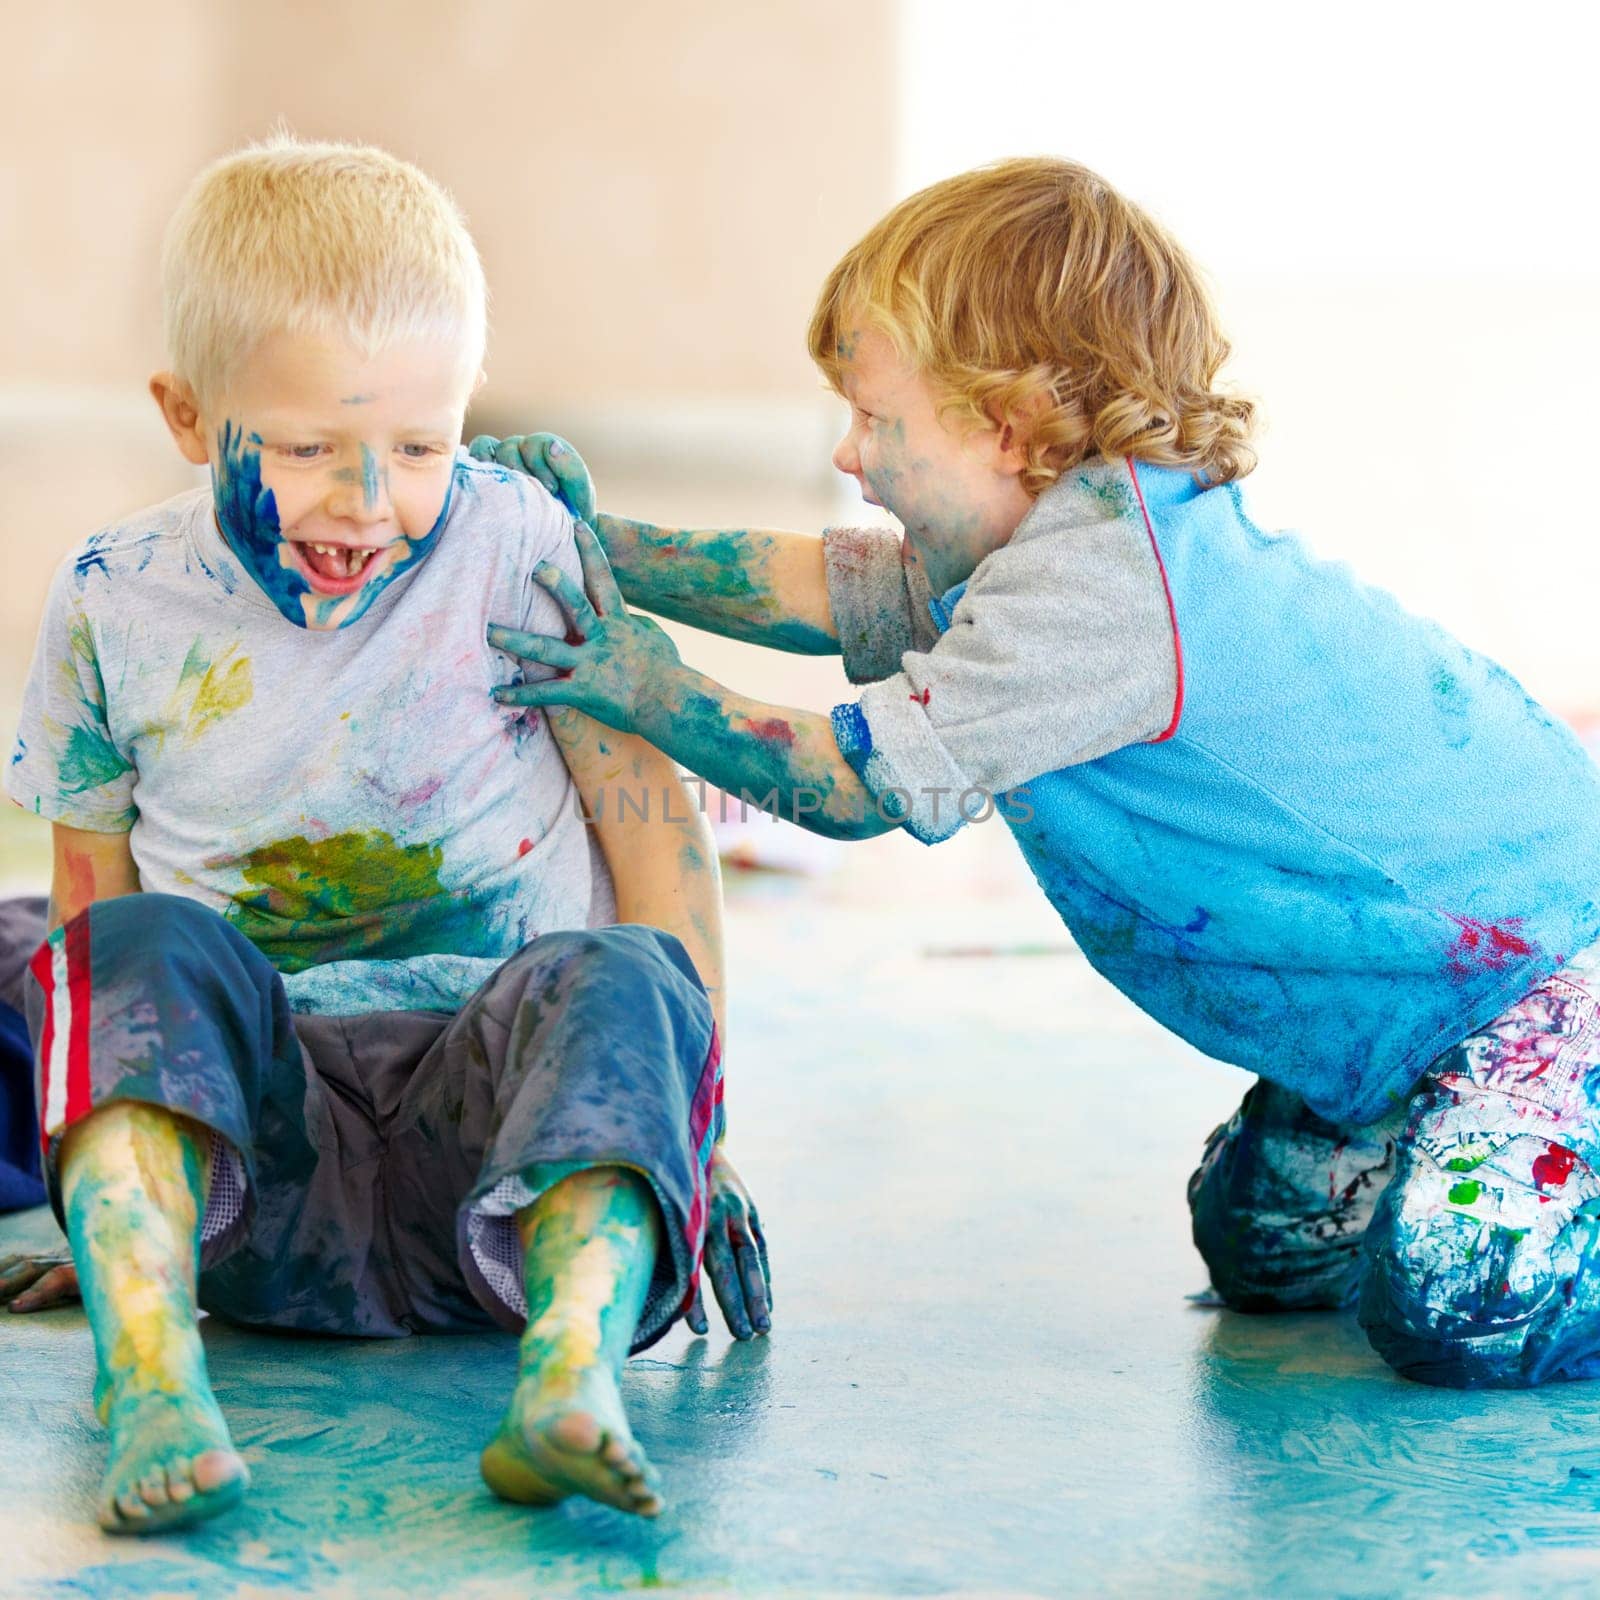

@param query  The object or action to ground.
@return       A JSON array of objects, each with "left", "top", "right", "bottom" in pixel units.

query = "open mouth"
[{"left": 288, "top": 539, "right": 392, "bottom": 595}]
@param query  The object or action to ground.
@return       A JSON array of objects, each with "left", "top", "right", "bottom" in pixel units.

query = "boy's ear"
[
  {"left": 149, "top": 373, "right": 210, "bottom": 466},
  {"left": 990, "top": 393, "right": 1047, "bottom": 478},
  {"left": 993, "top": 415, "right": 1031, "bottom": 478}
]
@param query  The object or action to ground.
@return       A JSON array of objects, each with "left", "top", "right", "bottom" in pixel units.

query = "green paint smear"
[
  {"left": 1076, "top": 472, "right": 1137, "bottom": 518},
  {"left": 1448, "top": 1179, "right": 1484, "bottom": 1206},
  {"left": 217, "top": 829, "right": 489, "bottom": 972},
  {"left": 1444, "top": 1154, "right": 1486, "bottom": 1172},
  {"left": 58, "top": 720, "right": 133, "bottom": 794},
  {"left": 604, "top": 518, "right": 837, "bottom": 656}
]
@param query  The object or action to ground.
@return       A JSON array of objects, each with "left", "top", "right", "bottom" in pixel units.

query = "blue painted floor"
[{"left": 8, "top": 845, "right": 1600, "bottom": 1598}]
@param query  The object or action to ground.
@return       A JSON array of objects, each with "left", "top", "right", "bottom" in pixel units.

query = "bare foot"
[
  {"left": 480, "top": 1362, "right": 662, "bottom": 1517},
  {"left": 97, "top": 1381, "right": 249, "bottom": 1534}
]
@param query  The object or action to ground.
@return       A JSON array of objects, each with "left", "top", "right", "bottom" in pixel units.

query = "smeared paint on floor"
[{"left": 9, "top": 870, "right": 1600, "bottom": 1597}]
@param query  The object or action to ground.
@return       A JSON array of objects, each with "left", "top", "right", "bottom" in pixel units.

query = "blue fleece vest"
[{"left": 952, "top": 462, "right": 1600, "bottom": 1125}]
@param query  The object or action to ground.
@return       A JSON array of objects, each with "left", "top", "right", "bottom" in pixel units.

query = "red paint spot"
[
  {"left": 910, "top": 688, "right": 931, "bottom": 706},
  {"left": 744, "top": 717, "right": 796, "bottom": 746},
  {"left": 1445, "top": 915, "right": 1535, "bottom": 981},
  {"left": 564, "top": 625, "right": 586, "bottom": 646},
  {"left": 517, "top": 838, "right": 534, "bottom": 858},
  {"left": 1533, "top": 1142, "right": 1578, "bottom": 1191}
]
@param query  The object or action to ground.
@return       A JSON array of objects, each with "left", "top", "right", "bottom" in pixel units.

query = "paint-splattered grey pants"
[
  {"left": 23, "top": 893, "right": 722, "bottom": 1351},
  {"left": 1190, "top": 942, "right": 1600, "bottom": 1387}
]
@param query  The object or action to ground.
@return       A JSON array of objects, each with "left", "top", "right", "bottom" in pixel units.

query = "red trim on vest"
[{"left": 1126, "top": 457, "right": 1184, "bottom": 741}]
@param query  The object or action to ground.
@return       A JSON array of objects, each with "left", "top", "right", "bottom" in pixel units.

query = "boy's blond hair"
[
  {"left": 161, "top": 134, "right": 487, "bottom": 408},
  {"left": 809, "top": 157, "right": 1255, "bottom": 492}
]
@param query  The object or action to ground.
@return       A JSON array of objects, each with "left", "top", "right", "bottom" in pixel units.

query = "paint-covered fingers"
[
  {"left": 467, "top": 432, "right": 598, "bottom": 526},
  {"left": 531, "top": 560, "right": 601, "bottom": 636},
  {"left": 685, "top": 1285, "right": 710, "bottom": 1336},
  {"left": 572, "top": 521, "right": 625, "bottom": 615},
  {"left": 15, "top": 1262, "right": 80, "bottom": 1312},
  {"left": 488, "top": 574, "right": 685, "bottom": 736},
  {"left": 0, "top": 1251, "right": 80, "bottom": 1311},
  {"left": 702, "top": 1151, "right": 773, "bottom": 1338},
  {"left": 488, "top": 679, "right": 578, "bottom": 712},
  {"left": 746, "top": 1205, "right": 772, "bottom": 1314},
  {"left": 486, "top": 625, "right": 581, "bottom": 673},
  {"left": 705, "top": 1218, "right": 770, "bottom": 1339},
  {"left": 537, "top": 436, "right": 598, "bottom": 526},
  {"left": 0, "top": 1252, "right": 52, "bottom": 1300}
]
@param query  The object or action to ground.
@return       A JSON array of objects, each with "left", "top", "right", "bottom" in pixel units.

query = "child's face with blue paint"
[
  {"left": 154, "top": 331, "right": 473, "bottom": 630},
  {"left": 830, "top": 324, "right": 1033, "bottom": 597}
]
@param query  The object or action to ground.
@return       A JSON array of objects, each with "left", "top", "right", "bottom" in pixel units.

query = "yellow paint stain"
[
  {"left": 156, "top": 640, "right": 255, "bottom": 748},
  {"left": 525, "top": 1231, "right": 635, "bottom": 1371},
  {"left": 54, "top": 611, "right": 107, "bottom": 710},
  {"left": 185, "top": 647, "right": 253, "bottom": 741},
  {"left": 65, "top": 1105, "right": 204, "bottom": 1413}
]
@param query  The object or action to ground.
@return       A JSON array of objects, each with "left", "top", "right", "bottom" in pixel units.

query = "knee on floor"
[
  {"left": 1191, "top": 1208, "right": 1363, "bottom": 1313},
  {"left": 1356, "top": 1220, "right": 1600, "bottom": 1389}
]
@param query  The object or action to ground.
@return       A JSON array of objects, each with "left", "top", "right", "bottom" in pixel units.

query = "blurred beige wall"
[{"left": 0, "top": 1, "right": 895, "bottom": 724}]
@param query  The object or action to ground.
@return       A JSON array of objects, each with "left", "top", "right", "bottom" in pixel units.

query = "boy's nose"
[
  {"left": 328, "top": 452, "right": 391, "bottom": 522},
  {"left": 831, "top": 432, "right": 860, "bottom": 477}
]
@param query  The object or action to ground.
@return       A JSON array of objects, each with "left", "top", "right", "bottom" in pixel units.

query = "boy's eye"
[
  {"left": 397, "top": 442, "right": 441, "bottom": 460},
  {"left": 280, "top": 444, "right": 327, "bottom": 461}
]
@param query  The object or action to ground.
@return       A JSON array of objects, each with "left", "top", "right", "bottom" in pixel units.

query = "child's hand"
[
  {"left": 489, "top": 522, "right": 684, "bottom": 736},
  {"left": 468, "top": 432, "right": 596, "bottom": 527},
  {"left": 0, "top": 1249, "right": 80, "bottom": 1313},
  {"left": 687, "top": 1148, "right": 772, "bottom": 1340}
]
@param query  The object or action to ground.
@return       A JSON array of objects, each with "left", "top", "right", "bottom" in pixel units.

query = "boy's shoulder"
[
  {"left": 58, "top": 484, "right": 213, "bottom": 597},
  {"left": 444, "top": 449, "right": 573, "bottom": 557},
  {"left": 964, "top": 458, "right": 1169, "bottom": 621}
]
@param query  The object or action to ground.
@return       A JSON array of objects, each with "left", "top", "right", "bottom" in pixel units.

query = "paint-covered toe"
[
  {"left": 480, "top": 1367, "right": 663, "bottom": 1517},
  {"left": 98, "top": 1388, "right": 248, "bottom": 1535}
]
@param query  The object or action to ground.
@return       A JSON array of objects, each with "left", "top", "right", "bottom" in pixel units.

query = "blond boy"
[{"left": 0, "top": 137, "right": 769, "bottom": 1534}]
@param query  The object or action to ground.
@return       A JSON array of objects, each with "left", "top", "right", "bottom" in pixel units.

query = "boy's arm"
[
  {"left": 492, "top": 526, "right": 896, "bottom": 843},
  {"left": 543, "top": 705, "right": 772, "bottom": 1338},
  {"left": 543, "top": 708, "right": 726, "bottom": 1041},
  {"left": 48, "top": 823, "right": 141, "bottom": 932},
  {"left": 587, "top": 516, "right": 839, "bottom": 657},
  {"left": 470, "top": 433, "right": 839, "bottom": 655}
]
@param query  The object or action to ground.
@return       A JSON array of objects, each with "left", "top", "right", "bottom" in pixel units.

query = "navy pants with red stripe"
[{"left": 26, "top": 894, "right": 723, "bottom": 1347}]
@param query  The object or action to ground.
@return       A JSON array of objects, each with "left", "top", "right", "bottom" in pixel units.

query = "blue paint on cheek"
[
  {"left": 213, "top": 432, "right": 455, "bottom": 631},
  {"left": 211, "top": 421, "right": 312, "bottom": 627}
]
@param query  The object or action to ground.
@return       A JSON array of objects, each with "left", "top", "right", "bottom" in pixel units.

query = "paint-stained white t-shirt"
[{"left": 6, "top": 451, "right": 614, "bottom": 1015}]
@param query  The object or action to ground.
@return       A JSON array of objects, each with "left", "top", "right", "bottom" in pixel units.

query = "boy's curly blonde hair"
[{"left": 808, "top": 157, "right": 1255, "bottom": 493}]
